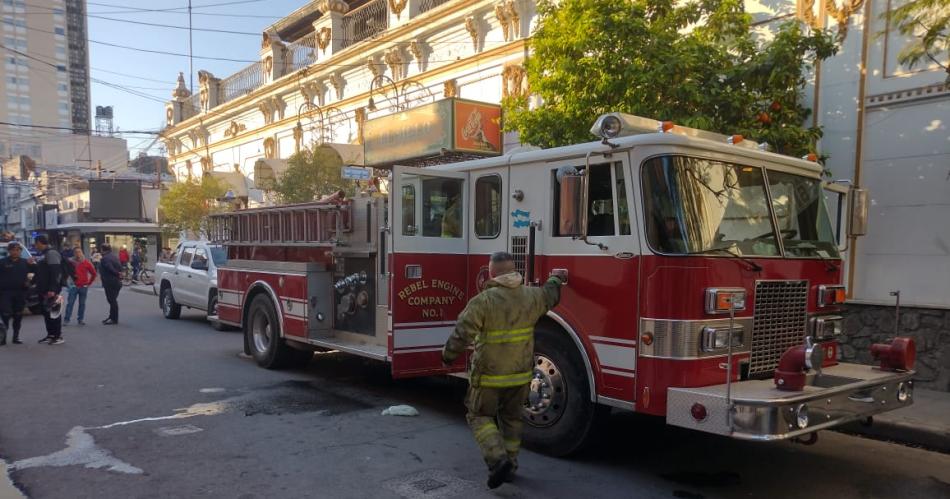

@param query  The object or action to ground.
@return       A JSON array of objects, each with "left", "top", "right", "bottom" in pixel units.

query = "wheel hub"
[
  {"left": 252, "top": 312, "right": 272, "bottom": 353},
  {"left": 524, "top": 354, "right": 567, "bottom": 427}
]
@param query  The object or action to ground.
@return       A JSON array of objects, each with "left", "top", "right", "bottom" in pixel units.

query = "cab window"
[
  {"left": 474, "top": 175, "right": 501, "bottom": 238},
  {"left": 193, "top": 248, "right": 208, "bottom": 269},
  {"left": 179, "top": 246, "right": 195, "bottom": 266},
  {"left": 553, "top": 162, "right": 628, "bottom": 237},
  {"left": 401, "top": 185, "right": 416, "bottom": 236}
]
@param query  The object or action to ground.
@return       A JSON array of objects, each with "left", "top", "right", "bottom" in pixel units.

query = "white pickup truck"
[{"left": 153, "top": 241, "right": 229, "bottom": 330}]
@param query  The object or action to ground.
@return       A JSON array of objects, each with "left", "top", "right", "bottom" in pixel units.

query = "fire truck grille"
[
  {"left": 510, "top": 236, "right": 527, "bottom": 276},
  {"left": 748, "top": 280, "right": 809, "bottom": 376}
]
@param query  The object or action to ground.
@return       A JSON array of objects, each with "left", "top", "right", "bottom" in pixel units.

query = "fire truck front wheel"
[
  {"left": 522, "top": 325, "right": 607, "bottom": 457},
  {"left": 245, "top": 294, "right": 311, "bottom": 369}
]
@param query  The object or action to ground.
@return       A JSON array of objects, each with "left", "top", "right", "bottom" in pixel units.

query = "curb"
[
  {"left": 127, "top": 285, "right": 156, "bottom": 296},
  {"left": 838, "top": 418, "right": 950, "bottom": 454}
]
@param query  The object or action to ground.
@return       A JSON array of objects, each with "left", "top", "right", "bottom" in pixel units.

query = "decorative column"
[
  {"left": 166, "top": 72, "right": 191, "bottom": 126},
  {"left": 388, "top": 0, "right": 427, "bottom": 28},
  {"left": 260, "top": 31, "right": 289, "bottom": 85},
  {"left": 197, "top": 70, "right": 221, "bottom": 112},
  {"left": 313, "top": 0, "right": 349, "bottom": 61}
]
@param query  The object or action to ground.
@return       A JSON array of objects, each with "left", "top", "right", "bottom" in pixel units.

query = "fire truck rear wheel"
[
  {"left": 246, "top": 294, "right": 309, "bottom": 369},
  {"left": 522, "top": 325, "right": 607, "bottom": 457}
]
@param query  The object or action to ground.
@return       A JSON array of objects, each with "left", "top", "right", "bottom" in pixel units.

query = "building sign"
[
  {"left": 341, "top": 166, "right": 371, "bottom": 180},
  {"left": 364, "top": 98, "right": 502, "bottom": 166}
]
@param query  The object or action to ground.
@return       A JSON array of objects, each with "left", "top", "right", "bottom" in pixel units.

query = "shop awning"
[
  {"left": 208, "top": 171, "right": 249, "bottom": 198},
  {"left": 52, "top": 222, "right": 163, "bottom": 233}
]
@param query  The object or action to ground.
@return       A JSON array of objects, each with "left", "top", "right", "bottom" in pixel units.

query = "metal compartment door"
[{"left": 390, "top": 165, "right": 470, "bottom": 378}]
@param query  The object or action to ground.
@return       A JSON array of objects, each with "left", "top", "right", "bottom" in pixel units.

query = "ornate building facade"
[{"left": 162, "top": 0, "right": 533, "bottom": 204}]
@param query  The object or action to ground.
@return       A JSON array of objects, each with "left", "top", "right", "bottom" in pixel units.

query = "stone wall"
[{"left": 842, "top": 304, "right": 950, "bottom": 392}]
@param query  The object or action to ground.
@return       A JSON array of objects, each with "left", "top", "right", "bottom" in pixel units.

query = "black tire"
[
  {"left": 160, "top": 287, "right": 181, "bottom": 319},
  {"left": 522, "top": 324, "right": 608, "bottom": 457},
  {"left": 208, "top": 294, "right": 229, "bottom": 331},
  {"left": 244, "top": 294, "right": 311, "bottom": 369}
]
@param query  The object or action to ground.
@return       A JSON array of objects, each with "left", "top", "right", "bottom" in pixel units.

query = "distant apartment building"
[{"left": 0, "top": 0, "right": 90, "bottom": 158}]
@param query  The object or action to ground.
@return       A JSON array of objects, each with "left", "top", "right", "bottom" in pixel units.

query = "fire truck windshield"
[{"left": 641, "top": 155, "right": 839, "bottom": 259}]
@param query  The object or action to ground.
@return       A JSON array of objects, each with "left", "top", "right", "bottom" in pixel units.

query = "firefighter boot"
[{"left": 487, "top": 458, "right": 513, "bottom": 489}]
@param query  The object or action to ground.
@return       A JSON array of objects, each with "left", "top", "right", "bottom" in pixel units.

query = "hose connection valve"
[
  {"left": 870, "top": 337, "right": 916, "bottom": 372},
  {"left": 774, "top": 338, "right": 824, "bottom": 391}
]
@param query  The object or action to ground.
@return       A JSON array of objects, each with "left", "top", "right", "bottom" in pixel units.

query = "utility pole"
[
  {"left": 155, "top": 157, "right": 161, "bottom": 189},
  {"left": 188, "top": 0, "right": 194, "bottom": 93},
  {"left": 96, "top": 160, "right": 102, "bottom": 180}
]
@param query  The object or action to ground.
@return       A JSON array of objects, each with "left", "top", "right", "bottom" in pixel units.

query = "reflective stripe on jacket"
[{"left": 442, "top": 272, "right": 561, "bottom": 388}]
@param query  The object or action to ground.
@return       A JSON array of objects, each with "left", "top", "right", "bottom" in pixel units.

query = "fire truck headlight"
[
  {"left": 794, "top": 404, "right": 809, "bottom": 429},
  {"left": 811, "top": 315, "right": 843, "bottom": 339},
  {"left": 599, "top": 115, "right": 622, "bottom": 139},
  {"left": 701, "top": 326, "right": 743, "bottom": 352}
]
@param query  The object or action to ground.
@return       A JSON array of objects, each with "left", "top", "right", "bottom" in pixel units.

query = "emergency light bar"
[{"left": 591, "top": 113, "right": 763, "bottom": 151}]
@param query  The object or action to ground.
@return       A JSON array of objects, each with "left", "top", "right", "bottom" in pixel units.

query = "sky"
[{"left": 86, "top": 0, "right": 306, "bottom": 157}]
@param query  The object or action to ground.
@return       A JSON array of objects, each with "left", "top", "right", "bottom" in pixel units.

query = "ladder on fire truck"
[{"left": 207, "top": 197, "right": 353, "bottom": 247}]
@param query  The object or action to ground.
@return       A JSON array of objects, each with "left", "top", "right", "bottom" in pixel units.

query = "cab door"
[{"left": 390, "top": 165, "right": 470, "bottom": 378}]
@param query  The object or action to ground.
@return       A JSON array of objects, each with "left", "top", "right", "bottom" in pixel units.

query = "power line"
[
  {"left": 88, "top": 0, "right": 264, "bottom": 11},
  {"left": 86, "top": 14, "right": 260, "bottom": 37},
  {"left": 0, "top": 120, "right": 161, "bottom": 135}
]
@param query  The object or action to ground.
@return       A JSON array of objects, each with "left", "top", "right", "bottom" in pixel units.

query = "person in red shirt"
[
  {"left": 64, "top": 248, "right": 97, "bottom": 326},
  {"left": 119, "top": 245, "right": 130, "bottom": 267}
]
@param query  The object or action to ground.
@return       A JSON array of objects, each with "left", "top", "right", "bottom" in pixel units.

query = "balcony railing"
[
  {"left": 218, "top": 61, "right": 264, "bottom": 104},
  {"left": 287, "top": 32, "right": 318, "bottom": 73},
  {"left": 341, "top": 0, "right": 388, "bottom": 49},
  {"left": 419, "top": 0, "right": 453, "bottom": 14},
  {"left": 184, "top": 93, "right": 201, "bottom": 119}
]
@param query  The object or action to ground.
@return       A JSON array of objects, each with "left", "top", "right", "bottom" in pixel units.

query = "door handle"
[{"left": 614, "top": 252, "right": 635, "bottom": 259}]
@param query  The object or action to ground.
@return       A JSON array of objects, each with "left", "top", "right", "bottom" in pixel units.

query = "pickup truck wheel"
[
  {"left": 208, "top": 295, "right": 229, "bottom": 331},
  {"left": 246, "top": 294, "right": 310, "bottom": 369},
  {"left": 161, "top": 287, "right": 181, "bottom": 319},
  {"left": 522, "top": 325, "right": 608, "bottom": 457}
]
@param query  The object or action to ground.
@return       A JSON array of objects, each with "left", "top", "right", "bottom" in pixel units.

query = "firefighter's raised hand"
[{"left": 550, "top": 269, "right": 568, "bottom": 285}]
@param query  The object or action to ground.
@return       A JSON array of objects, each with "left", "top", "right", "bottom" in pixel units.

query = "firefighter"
[{"left": 442, "top": 251, "right": 563, "bottom": 489}]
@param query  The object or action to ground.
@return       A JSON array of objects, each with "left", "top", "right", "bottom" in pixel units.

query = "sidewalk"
[{"left": 840, "top": 387, "right": 950, "bottom": 453}]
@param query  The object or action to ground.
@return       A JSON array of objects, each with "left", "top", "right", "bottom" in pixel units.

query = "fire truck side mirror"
[
  {"left": 558, "top": 174, "right": 587, "bottom": 237},
  {"left": 848, "top": 188, "right": 869, "bottom": 237}
]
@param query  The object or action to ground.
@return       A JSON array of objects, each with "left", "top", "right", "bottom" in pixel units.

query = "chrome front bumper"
[{"left": 666, "top": 363, "right": 915, "bottom": 441}]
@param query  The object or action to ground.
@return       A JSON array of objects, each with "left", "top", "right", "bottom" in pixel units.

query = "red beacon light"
[
  {"left": 727, "top": 135, "right": 744, "bottom": 145},
  {"left": 657, "top": 121, "right": 676, "bottom": 133},
  {"left": 870, "top": 337, "right": 916, "bottom": 371}
]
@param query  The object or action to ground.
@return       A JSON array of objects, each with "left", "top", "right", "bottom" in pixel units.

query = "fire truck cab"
[{"left": 210, "top": 113, "right": 915, "bottom": 456}]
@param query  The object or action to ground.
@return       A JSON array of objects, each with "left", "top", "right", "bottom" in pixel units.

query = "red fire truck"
[{"left": 205, "top": 113, "right": 915, "bottom": 456}]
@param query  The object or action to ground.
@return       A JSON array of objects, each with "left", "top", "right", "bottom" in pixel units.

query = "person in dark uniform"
[
  {"left": 99, "top": 243, "right": 123, "bottom": 325},
  {"left": 0, "top": 241, "right": 32, "bottom": 345},
  {"left": 33, "top": 235, "right": 64, "bottom": 345}
]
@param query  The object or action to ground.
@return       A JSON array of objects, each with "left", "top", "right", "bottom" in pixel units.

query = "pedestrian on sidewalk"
[
  {"left": 99, "top": 243, "right": 122, "bottom": 325},
  {"left": 0, "top": 241, "right": 31, "bottom": 345},
  {"left": 64, "top": 248, "right": 97, "bottom": 326},
  {"left": 33, "top": 235, "right": 65, "bottom": 345},
  {"left": 91, "top": 247, "right": 102, "bottom": 275},
  {"left": 442, "top": 252, "right": 564, "bottom": 489},
  {"left": 131, "top": 245, "right": 142, "bottom": 282}
]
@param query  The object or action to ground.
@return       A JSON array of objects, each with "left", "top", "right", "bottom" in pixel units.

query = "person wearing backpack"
[{"left": 64, "top": 248, "right": 96, "bottom": 326}]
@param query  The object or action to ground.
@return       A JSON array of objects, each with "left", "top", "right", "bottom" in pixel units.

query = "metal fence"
[
  {"left": 419, "top": 0, "right": 453, "bottom": 14},
  {"left": 287, "top": 32, "right": 318, "bottom": 72},
  {"left": 341, "top": 0, "right": 388, "bottom": 49},
  {"left": 218, "top": 61, "right": 264, "bottom": 104}
]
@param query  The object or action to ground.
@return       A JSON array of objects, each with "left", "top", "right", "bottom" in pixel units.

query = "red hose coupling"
[
  {"left": 774, "top": 345, "right": 808, "bottom": 391},
  {"left": 870, "top": 337, "right": 916, "bottom": 371}
]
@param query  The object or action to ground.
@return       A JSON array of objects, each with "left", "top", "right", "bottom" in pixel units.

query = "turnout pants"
[
  {"left": 0, "top": 291, "right": 25, "bottom": 342},
  {"left": 465, "top": 383, "right": 530, "bottom": 469},
  {"left": 104, "top": 283, "right": 121, "bottom": 322}
]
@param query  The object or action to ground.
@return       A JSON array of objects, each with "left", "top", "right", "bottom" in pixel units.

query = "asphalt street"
[{"left": 0, "top": 288, "right": 948, "bottom": 499}]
